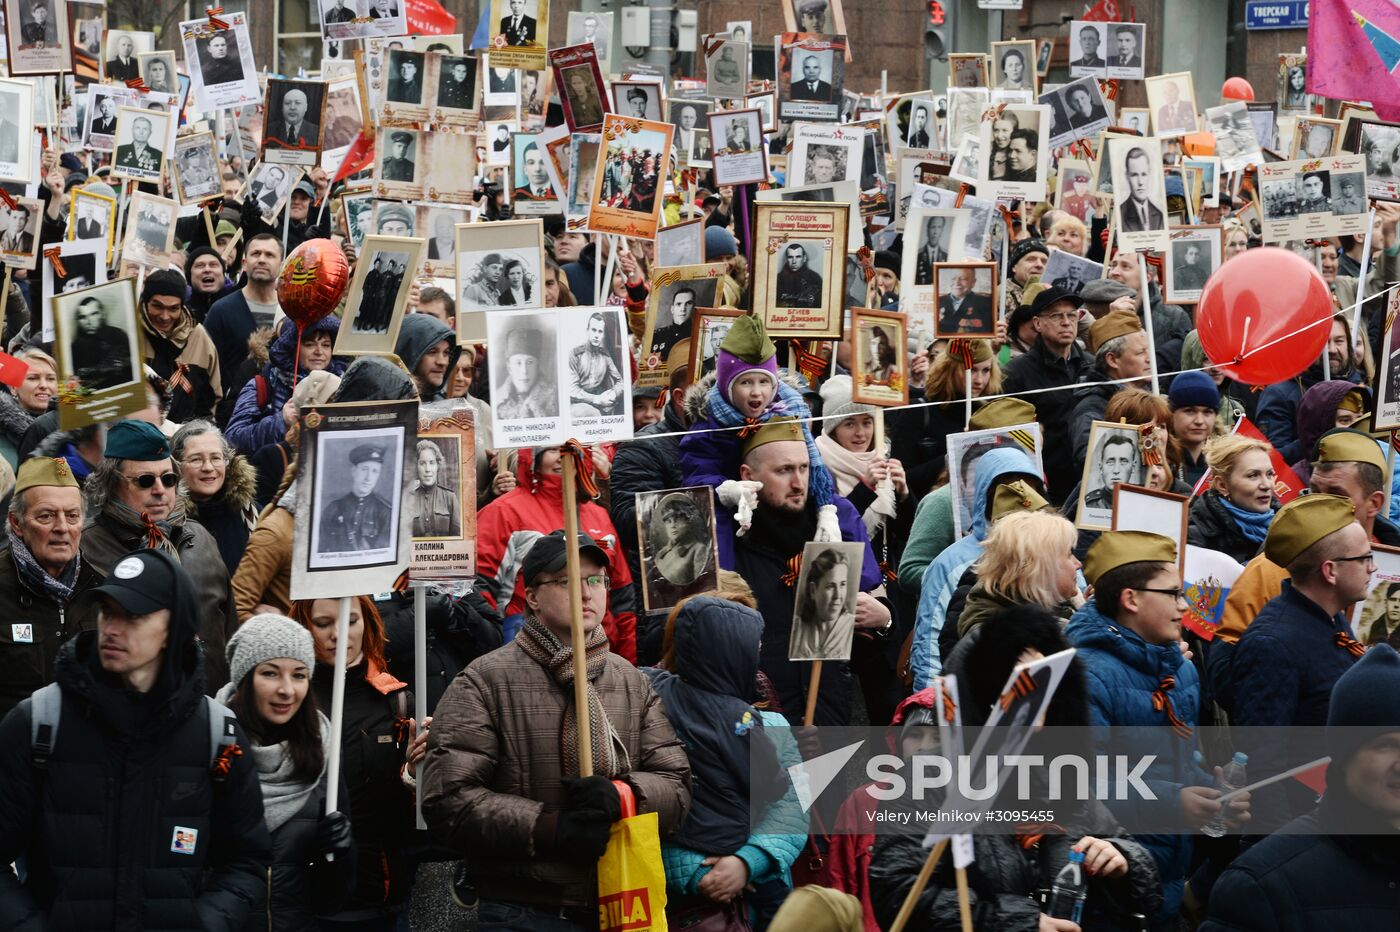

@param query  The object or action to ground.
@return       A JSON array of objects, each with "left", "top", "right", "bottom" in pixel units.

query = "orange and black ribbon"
[
  {"left": 560, "top": 438, "right": 600, "bottom": 500},
  {"left": 856, "top": 245, "right": 874, "bottom": 282},
  {"left": 878, "top": 559, "right": 898, "bottom": 583},
  {"left": 124, "top": 77, "right": 149, "bottom": 93},
  {"left": 947, "top": 339, "right": 976, "bottom": 370},
  {"left": 1016, "top": 821, "right": 1067, "bottom": 850},
  {"left": 996, "top": 204, "right": 1018, "bottom": 241},
  {"left": 1139, "top": 421, "right": 1164, "bottom": 468},
  {"left": 737, "top": 417, "right": 763, "bottom": 439},
  {"left": 780, "top": 553, "right": 803, "bottom": 588},
  {"left": 940, "top": 682, "right": 958, "bottom": 724},
  {"left": 1335, "top": 631, "right": 1367, "bottom": 658},
  {"left": 998, "top": 669, "right": 1039, "bottom": 712},
  {"left": 0, "top": 189, "right": 17, "bottom": 211},
  {"left": 206, "top": 5, "right": 230, "bottom": 29},
  {"left": 1153, "top": 675, "right": 1195, "bottom": 740},
  {"left": 789, "top": 340, "right": 828, "bottom": 385},
  {"left": 1143, "top": 251, "right": 1165, "bottom": 281},
  {"left": 1100, "top": 78, "right": 1121, "bottom": 102},
  {"left": 954, "top": 183, "right": 969, "bottom": 209},
  {"left": 391, "top": 568, "right": 411, "bottom": 593},
  {"left": 211, "top": 741, "right": 243, "bottom": 781},
  {"left": 43, "top": 247, "right": 65, "bottom": 278}
]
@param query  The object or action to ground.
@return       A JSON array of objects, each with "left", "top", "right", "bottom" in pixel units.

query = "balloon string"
[
  {"left": 292, "top": 323, "right": 304, "bottom": 391},
  {"left": 1237, "top": 316, "right": 1250, "bottom": 363},
  {"left": 1231, "top": 277, "right": 1400, "bottom": 363}
]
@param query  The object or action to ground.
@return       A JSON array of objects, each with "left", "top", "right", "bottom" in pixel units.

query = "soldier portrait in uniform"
[
  {"left": 636, "top": 487, "right": 720, "bottom": 613},
  {"left": 773, "top": 241, "right": 826, "bottom": 308},
  {"left": 566, "top": 310, "right": 625, "bottom": 418},
  {"left": 313, "top": 434, "right": 403, "bottom": 562},
  {"left": 55, "top": 281, "right": 140, "bottom": 393},
  {"left": 491, "top": 314, "right": 559, "bottom": 421},
  {"left": 407, "top": 437, "right": 462, "bottom": 539},
  {"left": 112, "top": 107, "right": 169, "bottom": 182}
]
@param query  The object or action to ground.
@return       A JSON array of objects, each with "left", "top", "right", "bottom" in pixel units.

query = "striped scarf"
[
  {"left": 706, "top": 378, "right": 836, "bottom": 507},
  {"left": 515, "top": 614, "right": 625, "bottom": 778}
]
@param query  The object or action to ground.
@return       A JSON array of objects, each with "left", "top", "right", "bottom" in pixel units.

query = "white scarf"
[
  {"left": 815, "top": 433, "right": 898, "bottom": 536},
  {"left": 216, "top": 683, "right": 331, "bottom": 831}
]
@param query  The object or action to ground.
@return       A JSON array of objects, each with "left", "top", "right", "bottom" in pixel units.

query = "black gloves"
[
  {"left": 315, "top": 810, "right": 354, "bottom": 859},
  {"left": 552, "top": 776, "right": 622, "bottom": 862}
]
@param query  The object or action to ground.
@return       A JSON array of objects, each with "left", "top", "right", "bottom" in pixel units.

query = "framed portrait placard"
[
  {"left": 1145, "top": 71, "right": 1200, "bottom": 137},
  {"left": 932, "top": 261, "right": 998, "bottom": 340},
  {"left": 1351, "top": 543, "right": 1400, "bottom": 644},
  {"left": 121, "top": 192, "right": 178, "bottom": 271},
  {"left": 990, "top": 39, "right": 1038, "bottom": 93},
  {"left": 454, "top": 217, "right": 546, "bottom": 336},
  {"left": 1077, "top": 420, "right": 1149, "bottom": 531},
  {"left": 1042, "top": 247, "right": 1104, "bottom": 295},
  {"left": 67, "top": 186, "right": 118, "bottom": 262},
  {"left": 1203, "top": 101, "right": 1264, "bottom": 173},
  {"left": 1257, "top": 155, "right": 1370, "bottom": 244},
  {"left": 1290, "top": 116, "right": 1343, "bottom": 160},
  {"left": 110, "top": 106, "right": 169, "bottom": 184},
  {"left": 0, "top": 79, "right": 35, "bottom": 184},
  {"left": 559, "top": 305, "right": 633, "bottom": 444},
  {"left": 850, "top": 306, "right": 908, "bottom": 407},
  {"left": 1109, "top": 135, "right": 1170, "bottom": 255},
  {"left": 752, "top": 200, "right": 850, "bottom": 339},
  {"left": 657, "top": 217, "right": 706, "bottom": 268},
  {"left": 5, "top": 0, "right": 72, "bottom": 75},
  {"left": 1278, "top": 52, "right": 1313, "bottom": 113},
  {"left": 409, "top": 400, "right": 478, "bottom": 581},
  {"left": 1372, "top": 288, "right": 1400, "bottom": 432},
  {"left": 336, "top": 234, "right": 426, "bottom": 356},
  {"left": 1164, "top": 225, "right": 1221, "bottom": 305},
  {"left": 709, "top": 108, "right": 767, "bottom": 186},
  {"left": 566, "top": 10, "right": 614, "bottom": 74},
  {"left": 180, "top": 12, "right": 260, "bottom": 112},
  {"left": 639, "top": 263, "right": 727, "bottom": 387},
  {"left": 0, "top": 197, "right": 42, "bottom": 271},
  {"left": 946, "top": 423, "right": 1043, "bottom": 538},
  {"left": 976, "top": 103, "right": 1051, "bottom": 202},
  {"left": 292, "top": 399, "right": 417, "bottom": 600},
  {"left": 485, "top": 307, "right": 563, "bottom": 449},
  {"left": 509, "top": 130, "right": 561, "bottom": 215},
  {"left": 635, "top": 486, "right": 720, "bottom": 614},
  {"left": 588, "top": 113, "right": 674, "bottom": 240},
  {"left": 52, "top": 277, "right": 148, "bottom": 430},
  {"left": 487, "top": 0, "right": 550, "bottom": 71},
  {"left": 1111, "top": 484, "right": 1189, "bottom": 573},
  {"left": 40, "top": 238, "right": 107, "bottom": 342},
  {"left": 171, "top": 131, "right": 222, "bottom": 204},
  {"left": 777, "top": 33, "right": 848, "bottom": 124},
  {"left": 787, "top": 540, "right": 864, "bottom": 662},
  {"left": 262, "top": 78, "right": 327, "bottom": 166},
  {"left": 949, "top": 52, "right": 990, "bottom": 88},
  {"left": 686, "top": 306, "right": 746, "bottom": 383},
  {"left": 550, "top": 43, "right": 608, "bottom": 133}
]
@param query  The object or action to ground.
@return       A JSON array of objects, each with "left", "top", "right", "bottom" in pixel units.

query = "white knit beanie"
[
  {"left": 226, "top": 613, "right": 317, "bottom": 686},
  {"left": 819, "top": 374, "right": 879, "bottom": 437}
]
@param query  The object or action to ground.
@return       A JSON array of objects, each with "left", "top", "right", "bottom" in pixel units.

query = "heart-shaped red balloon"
[{"left": 278, "top": 238, "right": 350, "bottom": 329}]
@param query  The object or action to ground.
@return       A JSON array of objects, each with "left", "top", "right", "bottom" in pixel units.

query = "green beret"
[
  {"left": 1265, "top": 493, "right": 1356, "bottom": 568},
  {"left": 739, "top": 416, "right": 804, "bottom": 461},
  {"left": 350, "top": 444, "right": 385, "bottom": 466},
  {"left": 104, "top": 420, "right": 171, "bottom": 462},
  {"left": 1083, "top": 530, "right": 1177, "bottom": 586},
  {"left": 990, "top": 478, "right": 1049, "bottom": 522},
  {"left": 15, "top": 457, "right": 80, "bottom": 494},
  {"left": 1314, "top": 428, "right": 1386, "bottom": 475}
]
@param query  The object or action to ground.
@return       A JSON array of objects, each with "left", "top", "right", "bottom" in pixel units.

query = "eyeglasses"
[
  {"left": 1332, "top": 552, "right": 1376, "bottom": 568},
  {"left": 535, "top": 574, "right": 610, "bottom": 589},
  {"left": 182, "top": 454, "right": 226, "bottom": 468},
  {"left": 1134, "top": 586, "right": 1189, "bottom": 603},
  {"left": 123, "top": 471, "right": 178, "bottom": 489},
  {"left": 1040, "top": 310, "right": 1081, "bottom": 324}
]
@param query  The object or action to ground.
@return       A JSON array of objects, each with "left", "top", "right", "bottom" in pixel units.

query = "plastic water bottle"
[
  {"left": 1201, "top": 752, "right": 1249, "bottom": 838},
  {"left": 1045, "top": 849, "right": 1087, "bottom": 923}
]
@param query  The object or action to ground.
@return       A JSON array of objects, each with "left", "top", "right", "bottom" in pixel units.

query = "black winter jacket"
[
  {"left": 1069, "top": 373, "right": 1122, "bottom": 470},
  {"left": 0, "top": 632, "right": 272, "bottom": 931},
  {"left": 244, "top": 775, "right": 357, "bottom": 932},
  {"left": 1002, "top": 339, "right": 1095, "bottom": 504},
  {"left": 0, "top": 548, "right": 103, "bottom": 719},
  {"left": 1186, "top": 490, "right": 1268, "bottom": 566},
  {"left": 378, "top": 588, "right": 502, "bottom": 715}
]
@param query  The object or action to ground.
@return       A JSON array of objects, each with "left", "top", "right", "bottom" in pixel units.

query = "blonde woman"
[
  {"left": 1046, "top": 213, "right": 1089, "bottom": 257},
  {"left": 954, "top": 509, "right": 1083, "bottom": 642},
  {"left": 0, "top": 347, "right": 57, "bottom": 467},
  {"left": 1222, "top": 218, "right": 1250, "bottom": 261},
  {"left": 1187, "top": 433, "right": 1277, "bottom": 563}
]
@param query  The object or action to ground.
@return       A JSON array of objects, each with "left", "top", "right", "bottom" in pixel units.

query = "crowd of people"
[{"left": 0, "top": 12, "right": 1399, "bottom": 932}]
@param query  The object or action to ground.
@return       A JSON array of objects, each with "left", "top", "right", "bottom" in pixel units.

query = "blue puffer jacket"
[
  {"left": 1065, "top": 598, "right": 1212, "bottom": 922},
  {"left": 910, "top": 446, "right": 1041, "bottom": 688},
  {"left": 225, "top": 316, "right": 347, "bottom": 454}
]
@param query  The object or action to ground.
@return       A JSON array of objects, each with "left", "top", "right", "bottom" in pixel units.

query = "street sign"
[{"left": 1244, "top": 0, "right": 1309, "bottom": 30}]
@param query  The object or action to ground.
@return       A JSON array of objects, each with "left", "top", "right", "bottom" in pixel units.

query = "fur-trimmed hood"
[
  {"left": 185, "top": 451, "right": 258, "bottom": 517},
  {"left": 0, "top": 389, "right": 37, "bottom": 444},
  {"left": 246, "top": 325, "right": 276, "bottom": 370}
]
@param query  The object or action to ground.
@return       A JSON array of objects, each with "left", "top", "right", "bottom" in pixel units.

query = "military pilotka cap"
[
  {"left": 1265, "top": 494, "right": 1356, "bottom": 568},
  {"left": 14, "top": 457, "right": 80, "bottom": 494},
  {"left": 1314, "top": 427, "right": 1386, "bottom": 474},
  {"left": 739, "top": 417, "right": 804, "bottom": 460},
  {"left": 350, "top": 444, "right": 385, "bottom": 466},
  {"left": 521, "top": 530, "right": 610, "bottom": 587},
  {"left": 104, "top": 420, "right": 171, "bottom": 461},
  {"left": 968, "top": 397, "right": 1036, "bottom": 431},
  {"left": 1087, "top": 309, "right": 1143, "bottom": 355},
  {"left": 990, "top": 478, "right": 1049, "bottom": 522},
  {"left": 1083, "top": 531, "right": 1178, "bottom": 586}
]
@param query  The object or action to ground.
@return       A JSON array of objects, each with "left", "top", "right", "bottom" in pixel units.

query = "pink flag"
[{"left": 1310, "top": 0, "right": 1400, "bottom": 121}]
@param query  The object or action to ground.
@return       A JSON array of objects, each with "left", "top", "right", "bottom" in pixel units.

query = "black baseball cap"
[
  {"left": 522, "top": 531, "right": 609, "bottom": 587},
  {"left": 1030, "top": 285, "right": 1085, "bottom": 316},
  {"left": 92, "top": 549, "right": 180, "bottom": 615}
]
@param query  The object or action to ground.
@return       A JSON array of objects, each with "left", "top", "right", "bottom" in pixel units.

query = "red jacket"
[{"left": 476, "top": 452, "right": 637, "bottom": 663}]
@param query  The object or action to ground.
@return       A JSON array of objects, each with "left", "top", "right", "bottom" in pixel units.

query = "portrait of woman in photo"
[
  {"left": 788, "top": 546, "right": 857, "bottom": 660},
  {"left": 407, "top": 438, "right": 462, "bottom": 538},
  {"left": 650, "top": 493, "right": 712, "bottom": 587}
]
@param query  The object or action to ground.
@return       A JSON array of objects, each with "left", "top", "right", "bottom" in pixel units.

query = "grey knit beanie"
[{"left": 226, "top": 613, "right": 317, "bottom": 687}]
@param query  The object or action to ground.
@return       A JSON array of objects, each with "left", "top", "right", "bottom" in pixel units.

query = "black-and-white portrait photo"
[
  {"left": 172, "top": 132, "right": 220, "bottom": 203},
  {"left": 1111, "top": 136, "right": 1169, "bottom": 250},
  {"left": 789, "top": 49, "right": 835, "bottom": 102},
  {"left": 565, "top": 308, "right": 627, "bottom": 419},
  {"left": 87, "top": 88, "right": 120, "bottom": 141},
  {"left": 1107, "top": 23, "right": 1145, "bottom": 80},
  {"left": 905, "top": 100, "right": 934, "bottom": 148},
  {"left": 0, "top": 198, "right": 39, "bottom": 265},
  {"left": 196, "top": 28, "right": 246, "bottom": 87},
  {"left": 1042, "top": 248, "right": 1104, "bottom": 296},
  {"left": 488, "top": 310, "right": 559, "bottom": 422},
  {"left": 773, "top": 240, "right": 826, "bottom": 308},
  {"left": 264, "top": 80, "right": 325, "bottom": 158},
  {"left": 17, "top": 0, "right": 58, "bottom": 47},
  {"left": 802, "top": 143, "right": 848, "bottom": 185},
  {"left": 689, "top": 311, "right": 741, "bottom": 380},
  {"left": 70, "top": 192, "right": 113, "bottom": 243},
  {"left": 947, "top": 428, "right": 1044, "bottom": 537},
  {"left": 992, "top": 40, "right": 1036, "bottom": 92},
  {"left": 247, "top": 162, "right": 296, "bottom": 223},
  {"left": 1146, "top": 72, "right": 1198, "bottom": 137},
  {"left": 1203, "top": 101, "right": 1262, "bottom": 172},
  {"left": 978, "top": 104, "right": 1047, "bottom": 198},
  {"left": 313, "top": 430, "right": 404, "bottom": 561},
  {"left": 657, "top": 220, "right": 704, "bottom": 268},
  {"left": 424, "top": 208, "right": 459, "bottom": 262},
  {"left": 103, "top": 30, "right": 150, "bottom": 82},
  {"left": 343, "top": 195, "right": 373, "bottom": 248},
  {"left": 459, "top": 248, "right": 541, "bottom": 308},
  {"left": 637, "top": 487, "right": 719, "bottom": 613},
  {"left": 560, "top": 64, "right": 604, "bottom": 128},
  {"left": 616, "top": 82, "right": 662, "bottom": 121},
  {"left": 126, "top": 193, "right": 175, "bottom": 260},
  {"left": 56, "top": 282, "right": 140, "bottom": 392},
  {"left": 1043, "top": 75, "right": 1109, "bottom": 148},
  {"left": 379, "top": 129, "right": 419, "bottom": 183},
  {"left": 407, "top": 436, "right": 463, "bottom": 539},
  {"left": 1069, "top": 21, "right": 1107, "bottom": 77},
  {"left": 786, "top": 0, "right": 840, "bottom": 34},
  {"left": 386, "top": 49, "right": 426, "bottom": 104},
  {"left": 136, "top": 51, "right": 177, "bottom": 94},
  {"left": 495, "top": 0, "right": 541, "bottom": 47},
  {"left": 566, "top": 11, "right": 611, "bottom": 63},
  {"left": 112, "top": 107, "right": 168, "bottom": 182},
  {"left": 1331, "top": 172, "right": 1367, "bottom": 215},
  {"left": 1279, "top": 53, "right": 1310, "bottom": 112},
  {"left": 1165, "top": 229, "right": 1220, "bottom": 304},
  {"left": 645, "top": 275, "right": 719, "bottom": 365},
  {"left": 711, "top": 109, "right": 767, "bottom": 185},
  {"left": 351, "top": 250, "right": 410, "bottom": 334},
  {"left": 436, "top": 56, "right": 476, "bottom": 110},
  {"left": 670, "top": 99, "right": 712, "bottom": 145},
  {"left": 1078, "top": 423, "right": 1145, "bottom": 528},
  {"left": 788, "top": 541, "right": 862, "bottom": 661},
  {"left": 912, "top": 211, "right": 956, "bottom": 284}
]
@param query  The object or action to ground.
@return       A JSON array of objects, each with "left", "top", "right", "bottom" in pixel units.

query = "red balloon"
[
  {"left": 1196, "top": 247, "right": 1333, "bottom": 386},
  {"left": 278, "top": 238, "right": 350, "bottom": 329},
  {"left": 1221, "top": 77, "right": 1255, "bottom": 102}
]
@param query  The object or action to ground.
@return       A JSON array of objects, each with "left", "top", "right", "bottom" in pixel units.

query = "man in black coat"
[
  {"left": 789, "top": 55, "right": 832, "bottom": 101},
  {"left": 0, "top": 548, "right": 272, "bottom": 930},
  {"left": 498, "top": 0, "right": 537, "bottom": 45},
  {"left": 1201, "top": 645, "right": 1400, "bottom": 932}
]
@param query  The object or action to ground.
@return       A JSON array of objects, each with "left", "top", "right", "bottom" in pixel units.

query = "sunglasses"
[{"left": 124, "top": 471, "right": 179, "bottom": 489}]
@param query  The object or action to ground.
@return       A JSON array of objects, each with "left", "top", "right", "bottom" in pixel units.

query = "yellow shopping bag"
[{"left": 597, "top": 780, "right": 669, "bottom": 932}]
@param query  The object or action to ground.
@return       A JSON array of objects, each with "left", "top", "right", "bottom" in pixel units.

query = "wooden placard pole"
[
  {"left": 886, "top": 838, "right": 951, "bottom": 932},
  {"left": 954, "top": 866, "right": 973, "bottom": 932},
  {"left": 802, "top": 660, "right": 823, "bottom": 727},
  {"left": 561, "top": 451, "right": 594, "bottom": 777}
]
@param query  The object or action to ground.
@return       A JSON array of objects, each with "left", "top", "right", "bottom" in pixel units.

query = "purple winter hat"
[{"left": 715, "top": 314, "right": 779, "bottom": 405}]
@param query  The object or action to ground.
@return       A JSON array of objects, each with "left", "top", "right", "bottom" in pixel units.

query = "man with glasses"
[
  {"left": 422, "top": 530, "right": 690, "bottom": 932},
  {"left": 0, "top": 457, "right": 102, "bottom": 718},
  {"left": 1233, "top": 493, "right": 1373, "bottom": 831},
  {"left": 1067, "top": 530, "right": 1251, "bottom": 923},
  {"left": 1002, "top": 285, "right": 1093, "bottom": 502},
  {"left": 80, "top": 420, "right": 238, "bottom": 688}
]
